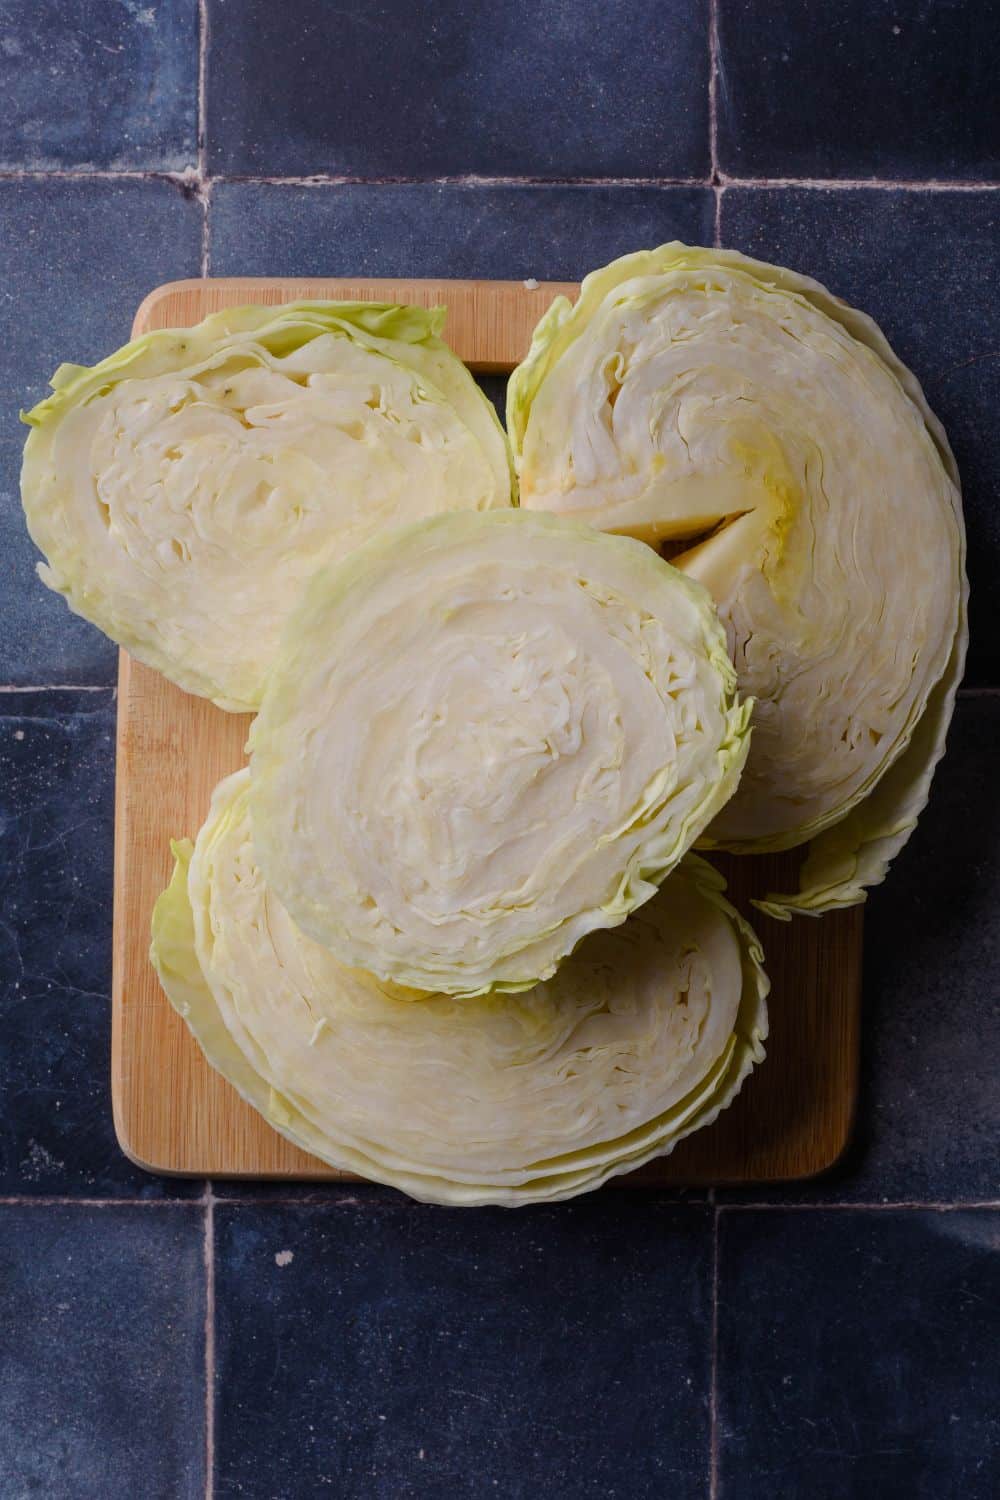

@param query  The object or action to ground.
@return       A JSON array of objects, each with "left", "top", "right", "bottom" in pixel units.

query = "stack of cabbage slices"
[{"left": 21, "top": 247, "right": 966, "bottom": 1207}]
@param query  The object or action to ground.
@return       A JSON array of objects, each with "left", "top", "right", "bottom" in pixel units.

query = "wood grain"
[{"left": 111, "top": 276, "right": 862, "bottom": 1184}]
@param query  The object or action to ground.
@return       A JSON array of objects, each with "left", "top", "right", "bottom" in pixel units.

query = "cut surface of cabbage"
[
  {"left": 249, "top": 508, "right": 752, "bottom": 996},
  {"left": 21, "top": 300, "right": 513, "bottom": 710},
  {"left": 508, "top": 244, "right": 967, "bottom": 916},
  {"left": 151, "top": 769, "right": 768, "bottom": 1207}
]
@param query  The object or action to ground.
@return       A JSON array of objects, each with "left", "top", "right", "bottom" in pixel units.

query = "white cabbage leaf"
[
  {"left": 508, "top": 244, "right": 967, "bottom": 917},
  {"left": 21, "top": 300, "right": 513, "bottom": 710},
  {"left": 150, "top": 769, "right": 769, "bottom": 1207},
  {"left": 249, "top": 508, "right": 752, "bottom": 996}
]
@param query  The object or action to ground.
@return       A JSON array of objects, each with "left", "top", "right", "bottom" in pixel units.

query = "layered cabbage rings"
[
  {"left": 249, "top": 510, "right": 752, "bottom": 996},
  {"left": 509, "top": 244, "right": 967, "bottom": 916},
  {"left": 152, "top": 770, "right": 768, "bottom": 1208},
  {"left": 22, "top": 301, "right": 512, "bottom": 710}
]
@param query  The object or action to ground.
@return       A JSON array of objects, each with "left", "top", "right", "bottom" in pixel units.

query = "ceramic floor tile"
[
  {"left": 206, "top": 0, "right": 710, "bottom": 180},
  {"left": 0, "top": 1202, "right": 205, "bottom": 1499},
  {"left": 0, "top": 690, "right": 199, "bottom": 1197},
  {"left": 716, "top": 0, "right": 1000, "bottom": 181},
  {"left": 717, "top": 1208, "right": 1000, "bottom": 1499},
  {"left": 0, "top": 0, "right": 198, "bottom": 171},
  {"left": 214, "top": 1195, "right": 712, "bottom": 1498}
]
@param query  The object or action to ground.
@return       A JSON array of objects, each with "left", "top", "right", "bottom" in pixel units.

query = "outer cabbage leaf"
[
  {"left": 756, "top": 615, "right": 967, "bottom": 918},
  {"left": 249, "top": 508, "right": 752, "bottom": 996},
  {"left": 21, "top": 300, "right": 513, "bottom": 711},
  {"left": 150, "top": 770, "right": 768, "bottom": 1207},
  {"left": 508, "top": 244, "right": 967, "bottom": 916}
]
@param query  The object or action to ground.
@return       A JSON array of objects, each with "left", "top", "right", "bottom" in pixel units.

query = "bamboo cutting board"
[{"left": 111, "top": 276, "right": 862, "bottom": 1183}]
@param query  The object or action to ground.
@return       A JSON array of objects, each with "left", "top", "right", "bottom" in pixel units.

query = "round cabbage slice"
[
  {"left": 249, "top": 508, "right": 752, "bottom": 996},
  {"left": 508, "top": 244, "right": 968, "bottom": 917},
  {"left": 21, "top": 300, "right": 513, "bottom": 711},
  {"left": 150, "top": 770, "right": 769, "bottom": 1207}
]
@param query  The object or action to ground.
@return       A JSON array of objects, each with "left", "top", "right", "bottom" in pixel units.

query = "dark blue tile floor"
[
  {"left": 716, "top": 0, "right": 1000, "bottom": 182},
  {"left": 0, "top": 689, "right": 201, "bottom": 1198},
  {"left": 214, "top": 1195, "right": 711, "bottom": 1499},
  {"left": 2, "top": 1, "right": 997, "bottom": 1495},
  {"left": 0, "top": 0, "right": 198, "bottom": 173},
  {"left": 0, "top": 1203, "right": 206, "bottom": 1499},
  {"left": 717, "top": 1209, "right": 1000, "bottom": 1500},
  {"left": 205, "top": 0, "right": 710, "bottom": 180}
]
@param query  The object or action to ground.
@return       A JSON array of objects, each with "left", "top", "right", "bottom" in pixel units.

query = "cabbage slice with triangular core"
[{"left": 508, "top": 244, "right": 967, "bottom": 917}]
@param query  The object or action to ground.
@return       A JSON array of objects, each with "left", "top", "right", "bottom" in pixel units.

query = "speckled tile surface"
[
  {"left": 0, "top": 689, "right": 202, "bottom": 1197},
  {"left": 0, "top": 1203, "right": 205, "bottom": 1499},
  {"left": 716, "top": 0, "right": 1000, "bottom": 181},
  {"left": 0, "top": 0, "right": 198, "bottom": 172},
  {"left": 205, "top": 0, "right": 710, "bottom": 180},
  {"left": 213, "top": 1196, "right": 712, "bottom": 1500},
  {"left": 717, "top": 1209, "right": 1000, "bottom": 1499}
]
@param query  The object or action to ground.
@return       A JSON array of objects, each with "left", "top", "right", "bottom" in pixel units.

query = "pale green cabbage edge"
[
  {"left": 507, "top": 244, "right": 969, "bottom": 920},
  {"left": 21, "top": 299, "right": 513, "bottom": 711},
  {"left": 150, "top": 820, "right": 768, "bottom": 1209}
]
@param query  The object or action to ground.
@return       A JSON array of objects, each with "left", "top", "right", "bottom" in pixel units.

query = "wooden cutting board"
[{"left": 111, "top": 276, "right": 862, "bottom": 1184}]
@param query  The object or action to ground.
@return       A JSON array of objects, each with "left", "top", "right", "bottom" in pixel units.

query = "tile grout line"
[
  {"left": 716, "top": 1200, "right": 1000, "bottom": 1212},
  {"left": 202, "top": 182, "right": 212, "bottom": 275},
  {"left": 709, "top": 1193, "right": 720, "bottom": 1500},
  {"left": 717, "top": 173, "right": 1000, "bottom": 192},
  {"left": 708, "top": 0, "right": 722, "bottom": 246},
  {"left": 708, "top": 0, "right": 720, "bottom": 179},
  {"left": 0, "top": 1194, "right": 997, "bottom": 1210},
  {"left": 197, "top": 0, "right": 208, "bottom": 184},
  {"left": 0, "top": 683, "right": 115, "bottom": 693},
  {"left": 0, "top": 168, "right": 998, "bottom": 191},
  {"left": 0, "top": 168, "right": 195, "bottom": 183},
  {"left": 197, "top": 0, "right": 211, "bottom": 274},
  {"left": 205, "top": 172, "right": 711, "bottom": 189},
  {"left": 194, "top": 1193, "right": 369, "bottom": 1207},
  {"left": 204, "top": 1184, "right": 216, "bottom": 1500},
  {"left": 179, "top": 172, "right": 1000, "bottom": 192},
  {"left": 188, "top": 1191, "right": 702, "bottom": 1207},
  {"left": 0, "top": 1195, "right": 204, "bottom": 1207}
]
